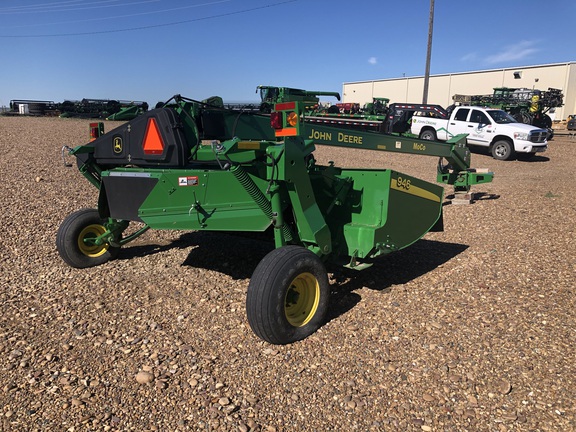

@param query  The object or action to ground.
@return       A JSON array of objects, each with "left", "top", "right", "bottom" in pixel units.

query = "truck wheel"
[
  {"left": 56, "top": 209, "right": 120, "bottom": 268},
  {"left": 491, "top": 140, "right": 515, "bottom": 161},
  {"left": 246, "top": 245, "right": 330, "bottom": 345},
  {"left": 419, "top": 129, "right": 437, "bottom": 141}
]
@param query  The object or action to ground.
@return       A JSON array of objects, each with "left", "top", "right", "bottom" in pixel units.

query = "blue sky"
[{"left": 1, "top": 0, "right": 574, "bottom": 107}]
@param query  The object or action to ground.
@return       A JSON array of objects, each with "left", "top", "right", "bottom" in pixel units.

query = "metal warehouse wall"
[{"left": 342, "top": 62, "right": 576, "bottom": 120}]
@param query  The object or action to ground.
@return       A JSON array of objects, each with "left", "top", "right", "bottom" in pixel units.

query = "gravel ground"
[{"left": 0, "top": 116, "right": 574, "bottom": 431}]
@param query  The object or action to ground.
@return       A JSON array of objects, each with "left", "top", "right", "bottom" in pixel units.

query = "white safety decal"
[{"left": 178, "top": 176, "right": 199, "bottom": 186}]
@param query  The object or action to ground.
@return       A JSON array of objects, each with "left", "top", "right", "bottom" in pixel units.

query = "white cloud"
[
  {"left": 485, "top": 40, "right": 539, "bottom": 65},
  {"left": 460, "top": 52, "right": 478, "bottom": 62},
  {"left": 368, "top": 57, "right": 377, "bottom": 65}
]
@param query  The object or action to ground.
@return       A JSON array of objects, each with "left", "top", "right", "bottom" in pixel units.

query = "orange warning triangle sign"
[{"left": 143, "top": 118, "right": 164, "bottom": 155}]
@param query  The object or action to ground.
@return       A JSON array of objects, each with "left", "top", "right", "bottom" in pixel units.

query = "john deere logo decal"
[{"left": 113, "top": 137, "right": 123, "bottom": 154}]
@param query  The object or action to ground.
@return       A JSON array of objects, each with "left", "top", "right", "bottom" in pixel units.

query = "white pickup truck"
[{"left": 410, "top": 106, "right": 548, "bottom": 160}]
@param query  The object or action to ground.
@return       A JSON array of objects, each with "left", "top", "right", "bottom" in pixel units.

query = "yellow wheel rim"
[
  {"left": 77, "top": 224, "right": 109, "bottom": 257},
  {"left": 284, "top": 272, "right": 320, "bottom": 327}
]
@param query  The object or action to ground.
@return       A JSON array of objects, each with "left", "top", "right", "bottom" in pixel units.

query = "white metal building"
[{"left": 342, "top": 62, "right": 576, "bottom": 120}]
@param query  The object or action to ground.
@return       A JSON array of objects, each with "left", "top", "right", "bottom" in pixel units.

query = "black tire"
[
  {"left": 521, "top": 112, "right": 532, "bottom": 124},
  {"left": 419, "top": 129, "right": 437, "bottom": 141},
  {"left": 491, "top": 139, "right": 515, "bottom": 161},
  {"left": 246, "top": 246, "right": 330, "bottom": 345},
  {"left": 56, "top": 209, "right": 120, "bottom": 268}
]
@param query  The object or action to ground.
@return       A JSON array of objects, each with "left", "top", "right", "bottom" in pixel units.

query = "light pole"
[{"left": 423, "top": 0, "right": 434, "bottom": 104}]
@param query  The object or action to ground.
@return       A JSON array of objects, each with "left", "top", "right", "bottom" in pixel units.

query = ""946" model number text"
[{"left": 396, "top": 176, "right": 411, "bottom": 190}]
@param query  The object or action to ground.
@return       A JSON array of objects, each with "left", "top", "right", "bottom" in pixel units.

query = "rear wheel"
[
  {"left": 491, "top": 139, "right": 515, "bottom": 161},
  {"left": 56, "top": 209, "right": 120, "bottom": 268},
  {"left": 419, "top": 129, "right": 437, "bottom": 141},
  {"left": 246, "top": 246, "right": 330, "bottom": 345}
]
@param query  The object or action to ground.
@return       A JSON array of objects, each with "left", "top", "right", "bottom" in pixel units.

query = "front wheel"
[
  {"left": 246, "top": 246, "right": 330, "bottom": 345},
  {"left": 419, "top": 129, "right": 437, "bottom": 141},
  {"left": 491, "top": 140, "right": 515, "bottom": 161},
  {"left": 56, "top": 209, "right": 120, "bottom": 268}
]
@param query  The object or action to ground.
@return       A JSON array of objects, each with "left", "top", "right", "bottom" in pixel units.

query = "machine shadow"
[
  {"left": 324, "top": 239, "right": 468, "bottom": 322},
  {"left": 179, "top": 231, "right": 275, "bottom": 279},
  {"left": 119, "top": 232, "right": 468, "bottom": 324},
  {"left": 116, "top": 233, "right": 210, "bottom": 261},
  {"left": 445, "top": 191, "right": 500, "bottom": 202},
  {"left": 118, "top": 231, "right": 275, "bottom": 279}
]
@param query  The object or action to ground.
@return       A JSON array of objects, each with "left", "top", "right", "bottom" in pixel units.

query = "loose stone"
[{"left": 135, "top": 371, "right": 154, "bottom": 384}]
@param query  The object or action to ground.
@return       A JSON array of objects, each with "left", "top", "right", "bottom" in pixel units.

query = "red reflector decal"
[
  {"left": 275, "top": 102, "right": 296, "bottom": 111},
  {"left": 275, "top": 127, "right": 297, "bottom": 137},
  {"left": 143, "top": 118, "right": 164, "bottom": 154}
]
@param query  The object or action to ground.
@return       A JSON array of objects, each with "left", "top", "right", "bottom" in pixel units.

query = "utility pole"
[{"left": 422, "top": 0, "right": 434, "bottom": 104}]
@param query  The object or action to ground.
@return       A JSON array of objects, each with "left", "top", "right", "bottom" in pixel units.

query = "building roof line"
[{"left": 343, "top": 61, "right": 576, "bottom": 85}]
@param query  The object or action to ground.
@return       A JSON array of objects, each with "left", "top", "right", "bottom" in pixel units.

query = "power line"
[
  {"left": 2, "top": 0, "right": 234, "bottom": 28},
  {"left": 0, "top": 0, "right": 296, "bottom": 37},
  {"left": 0, "top": 0, "right": 143, "bottom": 14}
]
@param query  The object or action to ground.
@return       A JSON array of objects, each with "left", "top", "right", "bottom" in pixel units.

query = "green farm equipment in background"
[
  {"left": 259, "top": 87, "right": 395, "bottom": 134},
  {"left": 58, "top": 99, "right": 149, "bottom": 120},
  {"left": 58, "top": 86, "right": 493, "bottom": 345},
  {"left": 105, "top": 103, "right": 149, "bottom": 121},
  {"left": 567, "top": 114, "right": 576, "bottom": 130},
  {"left": 453, "top": 87, "right": 564, "bottom": 135}
]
